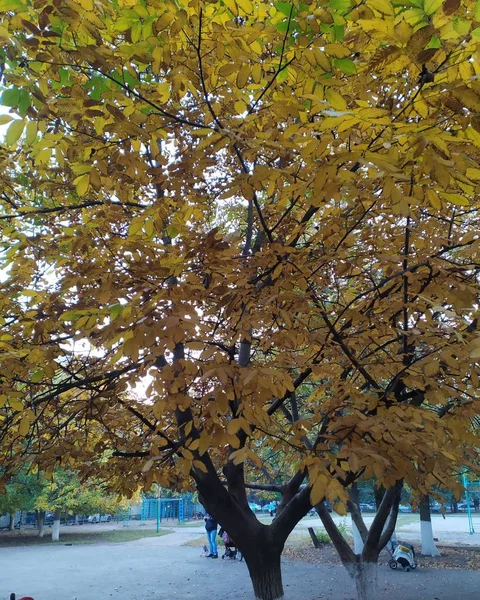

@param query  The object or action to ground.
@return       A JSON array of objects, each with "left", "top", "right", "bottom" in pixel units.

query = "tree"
[
  {"left": 0, "top": 467, "right": 44, "bottom": 532},
  {"left": 1, "top": 1, "right": 480, "bottom": 599},
  {"left": 34, "top": 469, "right": 131, "bottom": 541}
]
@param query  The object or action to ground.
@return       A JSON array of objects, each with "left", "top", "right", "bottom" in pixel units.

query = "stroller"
[
  {"left": 219, "top": 528, "right": 242, "bottom": 561},
  {"left": 388, "top": 540, "right": 417, "bottom": 572}
]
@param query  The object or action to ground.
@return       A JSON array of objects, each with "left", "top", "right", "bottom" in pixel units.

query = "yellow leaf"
[
  {"left": 426, "top": 188, "right": 442, "bottom": 209},
  {"left": 236, "top": 0, "right": 253, "bottom": 14},
  {"left": 24, "top": 121, "right": 38, "bottom": 146},
  {"left": 440, "top": 192, "right": 469, "bottom": 206},
  {"left": 394, "top": 21, "right": 413, "bottom": 44},
  {"left": 223, "top": 0, "right": 238, "bottom": 15},
  {"left": 0, "top": 114, "right": 13, "bottom": 125},
  {"left": 157, "top": 82, "right": 170, "bottom": 102},
  {"left": 131, "top": 20, "right": 142, "bottom": 44},
  {"left": 193, "top": 460, "right": 208, "bottom": 473},
  {"left": 5, "top": 119, "right": 25, "bottom": 146},
  {"left": 9, "top": 398, "right": 23, "bottom": 411},
  {"left": 74, "top": 173, "right": 90, "bottom": 197},
  {"left": 251, "top": 63, "right": 262, "bottom": 83},
  {"left": 368, "top": 0, "right": 394, "bottom": 15},
  {"left": 141, "top": 458, "right": 154, "bottom": 472},
  {"left": 324, "top": 44, "right": 351, "bottom": 58},
  {"left": 325, "top": 88, "right": 347, "bottom": 111},
  {"left": 313, "top": 49, "right": 331, "bottom": 72},
  {"left": 310, "top": 474, "right": 328, "bottom": 506},
  {"left": 18, "top": 415, "right": 30, "bottom": 436},
  {"left": 236, "top": 63, "right": 250, "bottom": 89},
  {"left": 466, "top": 167, "right": 480, "bottom": 181}
]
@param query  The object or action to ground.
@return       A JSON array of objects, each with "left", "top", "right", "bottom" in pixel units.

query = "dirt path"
[{"left": 1, "top": 534, "right": 479, "bottom": 600}]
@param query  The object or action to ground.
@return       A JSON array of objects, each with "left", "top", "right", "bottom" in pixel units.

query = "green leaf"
[
  {"left": 328, "top": 0, "right": 351, "bottom": 11},
  {"left": 17, "top": 89, "right": 30, "bottom": 117},
  {"left": 30, "top": 369, "right": 44, "bottom": 383},
  {"left": 475, "top": 0, "right": 480, "bottom": 21},
  {"left": 334, "top": 58, "right": 357, "bottom": 74},
  {"left": 165, "top": 224, "right": 178, "bottom": 239},
  {"left": 453, "top": 17, "right": 470, "bottom": 35},
  {"left": 5, "top": 119, "right": 25, "bottom": 146},
  {"left": 0, "top": 0, "right": 26, "bottom": 10},
  {"left": 332, "top": 25, "right": 345, "bottom": 42},
  {"left": 1, "top": 88, "right": 20, "bottom": 108},
  {"left": 110, "top": 304, "right": 124, "bottom": 320},
  {"left": 423, "top": 0, "right": 442, "bottom": 15},
  {"left": 275, "top": 2, "right": 295, "bottom": 17}
]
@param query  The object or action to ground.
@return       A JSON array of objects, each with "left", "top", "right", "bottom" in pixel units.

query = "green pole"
[
  {"left": 156, "top": 486, "right": 161, "bottom": 533},
  {"left": 462, "top": 472, "right": 475, "bottom": 534}
]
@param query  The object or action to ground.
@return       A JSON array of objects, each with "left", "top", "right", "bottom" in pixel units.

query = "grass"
[
  {"left": 0, "top": 528, "right": 172, "bottom": 547},
  {"left": 175, "top": 520, "right": 204, "bottom": 528}
]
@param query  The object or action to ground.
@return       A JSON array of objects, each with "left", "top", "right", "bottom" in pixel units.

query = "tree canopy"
[{"left": 1, "top": 0, "right": 480, "bottom": 598}]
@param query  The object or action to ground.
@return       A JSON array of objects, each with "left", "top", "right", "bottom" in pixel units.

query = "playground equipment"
[{"left": 462, "top": 472, "right": 480, "bottom": 535}]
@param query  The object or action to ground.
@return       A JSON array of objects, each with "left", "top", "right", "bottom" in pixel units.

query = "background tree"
[{"left": 1, "top": 1, "right": 480, "bottom": 599}]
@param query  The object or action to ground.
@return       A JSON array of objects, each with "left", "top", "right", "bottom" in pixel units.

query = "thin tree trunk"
[
  {"left": 36, "top": 510, "right": 45, "bottom": 537},
  {"left": 420, "top": 495, "right": 440, "bottom": 556},
  {"left": 8, "top": 513, "right": 15, "bottom": 531},
  {"left": 52, "top": 509, "right": 61, "bottom": 541},
  {"left": 349, "top": 484, "right": 366, "bottom": 554},
  {"left": 243, "top": 545, "right": 284, "bottom": 600},
  {"left": 352, "top": 519, "right": 364, "bottom": 554}
]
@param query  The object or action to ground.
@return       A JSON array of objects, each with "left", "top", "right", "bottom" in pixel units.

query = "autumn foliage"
[{"left": 0, "top": 0, "right": 480, "bottom": 590}]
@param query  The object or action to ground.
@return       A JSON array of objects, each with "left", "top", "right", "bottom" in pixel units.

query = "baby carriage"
[
  {"left": 388, "top": 540, "right": 417, "bottom": 572},
  {"left": 219, "top": 528, "right": 242, "bottom": 561}
]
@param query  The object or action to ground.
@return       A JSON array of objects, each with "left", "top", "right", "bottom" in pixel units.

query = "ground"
[{"left": 1, "top": 522, "right": 479, "bottom": 600}]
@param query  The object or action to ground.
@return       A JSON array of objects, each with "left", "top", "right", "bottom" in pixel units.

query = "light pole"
[{"left": 156, "top": 485, "right": 162, "bottom": 533}]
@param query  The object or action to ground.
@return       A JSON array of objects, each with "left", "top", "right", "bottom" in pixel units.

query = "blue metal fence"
[{"left": 140, "top": 495, "right": 203, "bottom": 523}]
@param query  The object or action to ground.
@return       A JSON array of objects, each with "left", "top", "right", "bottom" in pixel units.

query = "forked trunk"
[
  {"left": 36, "top": 510, "right": 45, "bottom": 537},
  {"left": 52, "top": 509, "right": 61, "bottom": 541},
  {"left": 350, "top": 561, "right": 378, "bottom": 600},
  {"left": 243, "top": 545, "right": 284, "bottom": 600}
]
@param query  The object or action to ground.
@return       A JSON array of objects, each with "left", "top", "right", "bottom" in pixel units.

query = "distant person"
[{"left": 204, "top": 512, "right": 218, "bottom": 558}]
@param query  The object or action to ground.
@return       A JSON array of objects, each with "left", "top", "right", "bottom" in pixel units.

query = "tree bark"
[
  {"left": 52, "top": 509, "right": 61, "bottom": 541},
  {"left": 419, "top": 495, "right": 440, "bottom": 556},
  {"left": 36, "top": 510, "right": 45, "bottom": 537},
  {"left": 8, "top": 513, "right": 15, "bottom": 531},
  {"left": 352, "top": 519, "right": 364, "bottom": 554},
  {"left": 349, "top": 561, "right": 379, "bottom": 600},
  {"left": 243, "top": 541, "right": 285, "bottom": 600},
  {"left": 349, "top": 484, "right": 367, "bottom": 554}
]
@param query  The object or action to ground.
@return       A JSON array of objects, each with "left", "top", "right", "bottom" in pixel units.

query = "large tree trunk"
[
  {"left": 419, "top": 495, "right": 440, "bottom": 556},
  {"left": 36, "top": 510, "right": 46, "bottom": 537},
  {"left": 52, "top": 509, "right": 61, "bottom": 542},
  {"left": 8, "top": 513, "right": 15, "bottom": 531},
  {"left": 349, "top": 561, "right": 379, "bottom": 600},
  {"left": 243, "top": 543, "right": 284, "bottom": 600}
]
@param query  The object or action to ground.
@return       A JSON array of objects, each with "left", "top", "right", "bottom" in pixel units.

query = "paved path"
[{"left": 1, "top": 533, "right": 479, "bottom": 600}]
